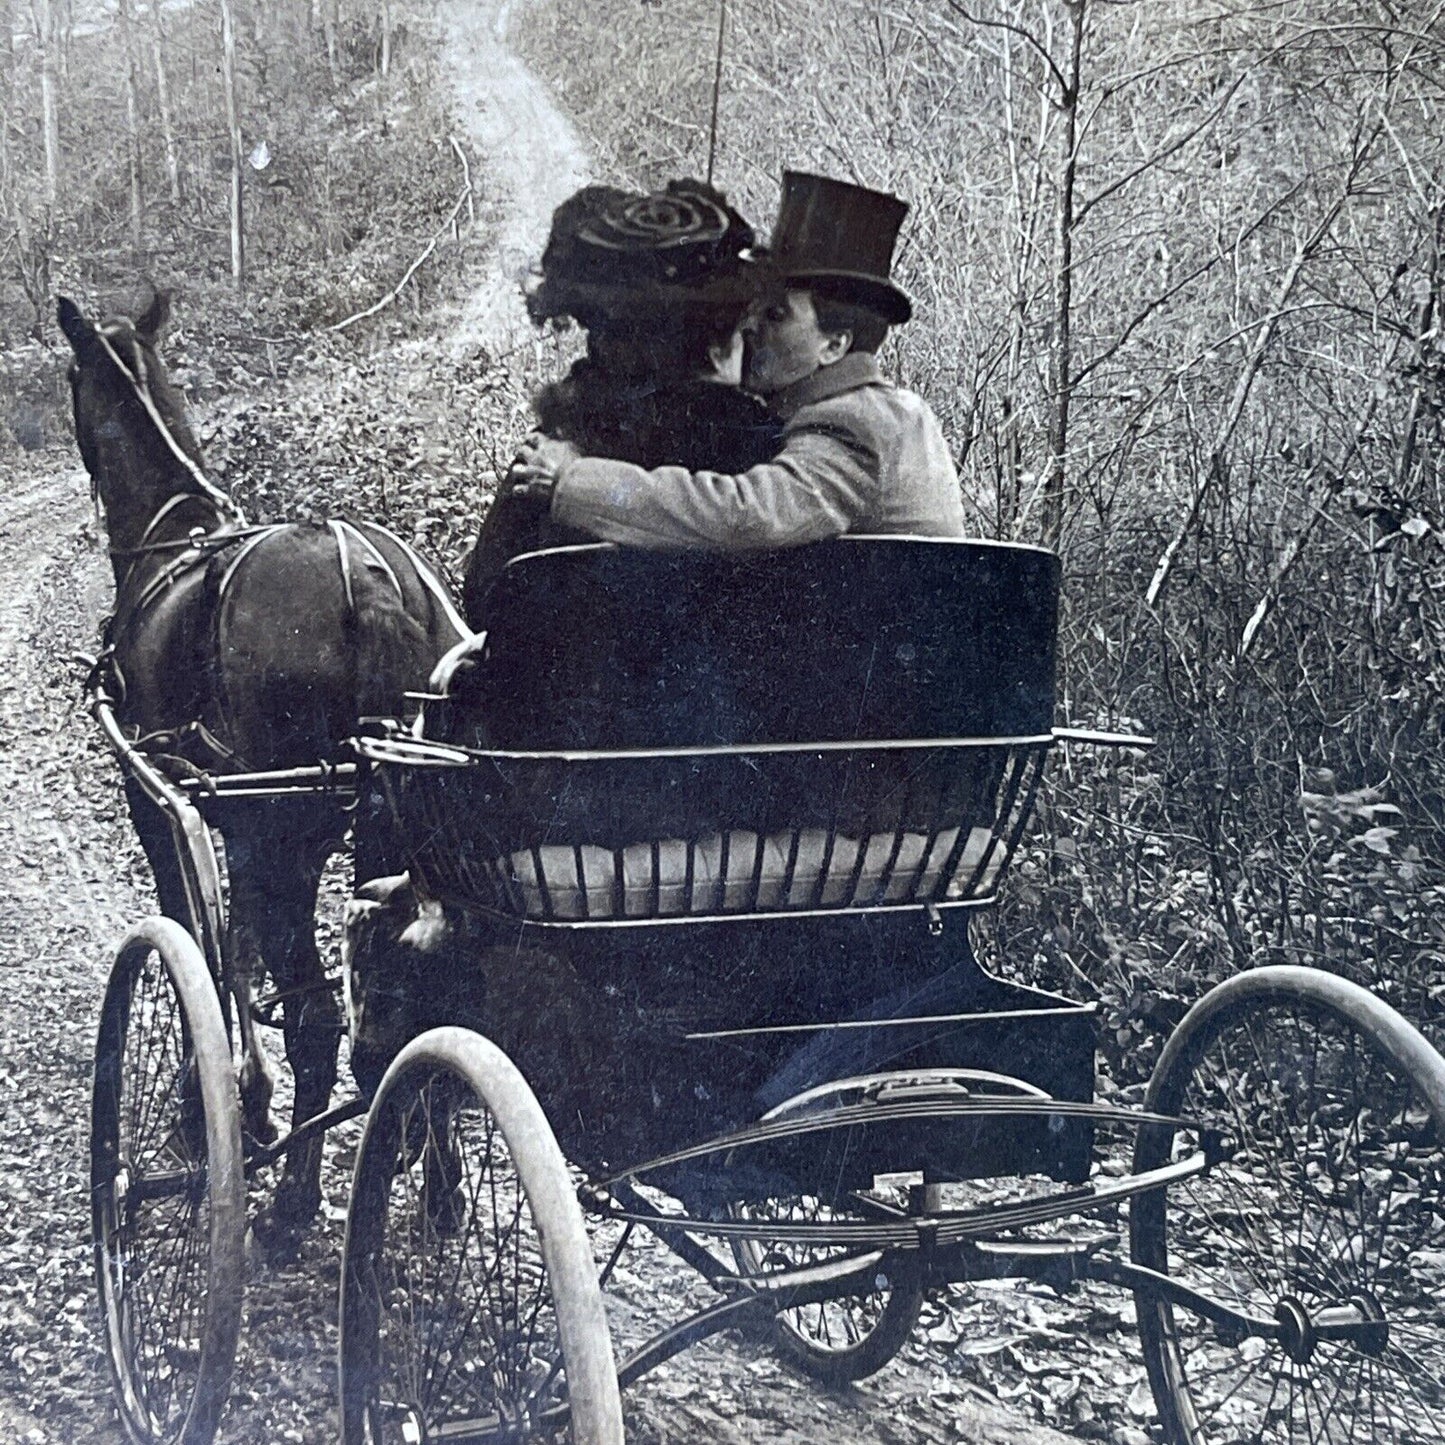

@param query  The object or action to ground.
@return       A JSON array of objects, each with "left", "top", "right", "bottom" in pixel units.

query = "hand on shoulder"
[{"left": 507, "top": 431, "right": 583, "bottom": 503}]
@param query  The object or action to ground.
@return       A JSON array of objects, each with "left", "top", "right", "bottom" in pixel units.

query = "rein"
[
  {"left": 112, "top": 493, "right": 249, "bottom": 560},
  {"left": 109, "top": 494, "right": 270, "bottom": 616}
]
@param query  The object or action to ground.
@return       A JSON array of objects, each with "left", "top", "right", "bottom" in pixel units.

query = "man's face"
[{"left": 743, "top": 287, "right": 842, "bottom": 396}]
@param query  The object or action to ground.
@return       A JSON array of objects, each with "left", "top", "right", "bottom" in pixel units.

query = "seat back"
[
  {"left": 447, "top": 537, "right": 1059, "bottom": 749},
  {"left": 386, "top": 538, "right": 1059, "bottom": 924}
]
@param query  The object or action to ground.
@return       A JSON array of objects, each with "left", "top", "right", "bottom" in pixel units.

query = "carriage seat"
[{"left": 375, "top": 537, "right": 1061, "bottom": 924}]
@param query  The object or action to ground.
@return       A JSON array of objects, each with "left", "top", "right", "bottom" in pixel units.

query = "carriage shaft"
[
  {"left": 244, "top": 1098, "right": 368, "bottom": 1172},
  {"left": 92, "top": 693, "right": 226, "bottom": 978}
]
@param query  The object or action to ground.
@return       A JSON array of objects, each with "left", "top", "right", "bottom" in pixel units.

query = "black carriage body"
[{"left": 361, "top": 539, "right": 1096, "bottom": 1199}]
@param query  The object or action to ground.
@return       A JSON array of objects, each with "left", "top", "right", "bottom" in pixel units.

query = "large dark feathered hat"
[
  {"left": 527, "top": 179, "right": 758, "bottom": 327},
  {"left": 764, "top": 171, "right": 912, "bottom": 325}
]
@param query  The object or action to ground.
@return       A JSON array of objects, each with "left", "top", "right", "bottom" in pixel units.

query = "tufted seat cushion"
[{"left": 499, "top": 825, "right": 1003, "bottom": 921}]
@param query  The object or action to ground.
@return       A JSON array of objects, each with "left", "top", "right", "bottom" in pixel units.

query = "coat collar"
[{"left": 769, "top": 353, "right": 885, "bottom": 420}]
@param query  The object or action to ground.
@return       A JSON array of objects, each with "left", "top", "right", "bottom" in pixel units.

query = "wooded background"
[
  {"left": 4, "top": 0, "right": 1444, "bottom": 1080},
  {"left": 517, "top": 0, "right": 1445, "bottom": 1074},
  {"left": 0, "top": 1, "right": 469, "bottom": 435}
]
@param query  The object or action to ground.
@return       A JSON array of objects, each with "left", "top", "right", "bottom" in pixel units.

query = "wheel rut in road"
[{"left": 0, "top": 458, "right": 145, "bottom": 1442}]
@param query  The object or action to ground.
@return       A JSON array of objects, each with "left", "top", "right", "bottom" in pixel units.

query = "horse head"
[{"left": 58, "top": 291, "right": 240, "bottom": 578}]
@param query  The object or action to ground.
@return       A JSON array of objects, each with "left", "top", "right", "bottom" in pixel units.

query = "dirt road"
[
  {"left": 440, "top": 0, "right": 589, "bottom": 355},
  {"left": 0, "top": 4, "right": 1108, "bottom": 1442}
]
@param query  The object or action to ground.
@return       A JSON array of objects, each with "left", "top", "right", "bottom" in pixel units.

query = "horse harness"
[
  {"left": 99, "top": 518, "right": 426, "bottom": 773},
  {"left": 91, "top": 312, "right": 469, "bottom": 639},
  {"left": 89, "top": 321, "right": 440, "bottom": 776}
]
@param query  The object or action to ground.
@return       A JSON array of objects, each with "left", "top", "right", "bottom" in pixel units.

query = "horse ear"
[
  {"left": 57, "top": 296, "right": 97, "bottom": 355},
  {"left": 135, "top": 288, "right": 172, "bottom": 346}
]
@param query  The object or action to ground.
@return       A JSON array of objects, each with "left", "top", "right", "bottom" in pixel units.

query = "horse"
[{"left": 60, "top": 291, "right": 470, "bottom": 1242}]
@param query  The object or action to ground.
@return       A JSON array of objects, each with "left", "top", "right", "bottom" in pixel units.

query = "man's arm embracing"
[{"left": 550, "top": 409, "right": 880, "bottom": 550}]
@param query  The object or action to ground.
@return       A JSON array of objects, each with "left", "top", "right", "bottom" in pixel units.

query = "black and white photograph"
[{"left": 2, "top": 1, "right": 1444, "bottom": 1441}]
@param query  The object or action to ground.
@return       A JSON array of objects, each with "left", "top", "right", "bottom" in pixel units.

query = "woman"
[
  {"left": 348, "top": 180, "right": 781, "bottom": 1098},
  {"left": 461, "top": 177, "right": 781, "bottom": 622}
]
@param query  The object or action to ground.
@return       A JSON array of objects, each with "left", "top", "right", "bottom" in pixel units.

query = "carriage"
[{"left": 89, "top": 534, "right": 1445, "bottom": 1445}]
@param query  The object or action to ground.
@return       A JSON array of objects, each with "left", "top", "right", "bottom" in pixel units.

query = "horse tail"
[{"left": 334, "top": 522, "right": 433, "bottom": 718}]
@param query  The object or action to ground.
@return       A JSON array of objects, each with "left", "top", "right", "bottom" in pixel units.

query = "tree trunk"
[
  {"left": 322, "top": 0, "right": 338, "bottom": 85},
  {"left": 0, "top": 0, "right": 13, "bottom": 198},
  {"left": 219, "top": 0, "right": 244, "bottom": 291},
  {"left": 999, "top": 16, "right": 1048, "bottom": 538},
  {"left": 30, "top": 0, "right": 59, "bottom": 210},
  {"left": 149, "top": 0, "right": 181, "bottom": 204},
  {"left": 379, "top": 0, "right": 391, "bottom": 78},
  {"left": 1042, "top": 0, "right": 1084, "bottom": 552},
  {"left": 15, "top": 204, "right": 50, "bottom": 341},
  {"left": 118, "top": 0, "right": 143, "bottom": 252}
]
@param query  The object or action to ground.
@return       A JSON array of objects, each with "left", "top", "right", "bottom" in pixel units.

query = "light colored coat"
[{"left": 550, "top": 353, "right": 965, "bottom": 548}]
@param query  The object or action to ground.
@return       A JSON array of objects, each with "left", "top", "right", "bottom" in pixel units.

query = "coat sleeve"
[{"left": 549, "top": 414, "right": 879, "bottom": 550}]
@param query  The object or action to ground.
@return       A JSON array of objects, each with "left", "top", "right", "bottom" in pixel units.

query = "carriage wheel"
[
  {"left": 731, "top": 1189, "right": 925, "bottom": 1383},
  {"left": 339, "top": 1027, "right": 623, "bottom": 1445},
  {"left": 91, "top": 918, "right": 245, "bottom": 1445},
  {"left": 727, "top": 1072, "right": 953, "bottom": 1384},
  {"left": 1131, "top": 965, "right": 1445, "bottom": 1444}
]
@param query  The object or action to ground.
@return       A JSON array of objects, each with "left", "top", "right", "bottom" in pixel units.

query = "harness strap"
[
  {"left": 134, "top": 491, "right": 209, "bottom": 547},
  {"left": 354, "top": 518, "right": 474, "bottom": 639},
  {"left": 128, "top": 718, "right": 249, "bottom": 772},
  {"left": 114, "top": 498, "right": 262, "bottom": 560},
  {"left": 127, "top": 547, "right": 208, "bottom": 619},
  {"left": 328, "top": 519, "right": 359, "bottom": 614},
  {"left": 214, "top": 525, "right": 288, "bottom": 603},
  {"left": 197, "top": 525, "right": 291, "bottom": 760},
  {"left": 116, "top": 500, "right": 262, "bottom": 599},
  {"left": 334, "top": 518, "right": 404, "bottom": 599}
]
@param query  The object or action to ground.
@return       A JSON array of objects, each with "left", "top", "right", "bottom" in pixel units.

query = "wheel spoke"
[
  {"left": 729, "top": 1126, "right": 925, "bottom": 1382},
  {"left": 343, "top": 1046, "right": 596, "bottom": 1442}
]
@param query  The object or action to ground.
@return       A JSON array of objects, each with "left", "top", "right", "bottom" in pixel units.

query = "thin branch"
[
  {"left": 448, "top": 136, "right": 475, "bottom": 226},
  {"left": 329, "top": 186, "right": 472, "bottom": 333},
  {"left": 940, "top": 0, "right": 1069, "bottom": 97},
  {"left": 1240, "top": 397, "right": 1377, "bottom": 657},
  {"left": 1076, "top": 182, "right": 1305, "bottom": 386},
  {"left": 1075, "top": 71, "right": 1248, "bottom": 227},
  {"left": 1146, "top": 158, "right": 1371, "bottom": 608}
]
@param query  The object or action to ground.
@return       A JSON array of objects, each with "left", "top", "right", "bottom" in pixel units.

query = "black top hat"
[
  {"left": 528, "top": 179, "right": 759, "bottom": 327},
  {"left": 766, "top": 171, "right": 912, "bottom": 325}
]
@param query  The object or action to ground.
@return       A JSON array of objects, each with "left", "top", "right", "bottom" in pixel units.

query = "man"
[{"left": 513, "top": 170, "right": 966, "bottom": 547}]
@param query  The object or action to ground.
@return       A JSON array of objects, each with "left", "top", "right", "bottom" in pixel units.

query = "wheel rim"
[
  {"left": 1133, "top": 991, "right": 1445, "bottom": 1443},
  {"left": 345, "top": 1064, "right": 573, "bottom": 1442},
  {"left": 93, "top": 943, "right": 215, "bottom": 1443}
]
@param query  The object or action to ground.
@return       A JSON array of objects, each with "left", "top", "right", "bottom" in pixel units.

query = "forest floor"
[{"left": 0, "top": 3, "right": 1154, "bottom": 1441}]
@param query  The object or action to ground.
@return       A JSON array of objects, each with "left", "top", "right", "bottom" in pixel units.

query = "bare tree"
[
  {"left": 148, "top": 0, "right": 181, "bottom": 205},
  {"left": 28, "top": 0, "right": 58, "bottom": 211},
  {"left": 0, "top": 0, "right": 13, "bottom": 199},
  {"left": 220, "top": 0, "right": 244, "bottom": 290},
  {"left": 118, "top": 0, "right": 144, "bottom": 252},
  {"left": 321, "top": 0, "right": 339, "bottom": 85}
]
